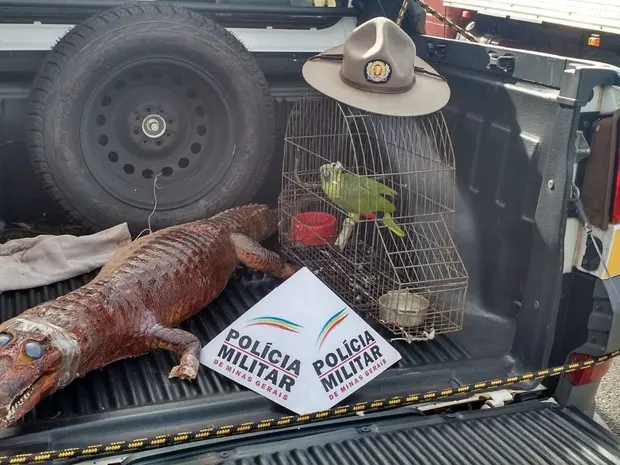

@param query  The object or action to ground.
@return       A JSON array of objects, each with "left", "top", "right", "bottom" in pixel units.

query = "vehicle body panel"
[{"left": 443, "top": 0, "right": 620, "bottom": 35}]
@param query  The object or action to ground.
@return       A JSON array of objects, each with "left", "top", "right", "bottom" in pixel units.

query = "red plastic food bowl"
[{"left": 289, "top": 212, "right": 338, "bottom": 246}]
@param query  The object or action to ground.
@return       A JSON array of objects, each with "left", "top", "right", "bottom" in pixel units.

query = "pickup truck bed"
[{"left": 0, "top": 17, "right": 619, "bottom": 461}]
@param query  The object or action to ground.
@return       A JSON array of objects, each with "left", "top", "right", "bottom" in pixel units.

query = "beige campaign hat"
[{"left": 302, "top": 16, "right": 450, "bottom": 117}]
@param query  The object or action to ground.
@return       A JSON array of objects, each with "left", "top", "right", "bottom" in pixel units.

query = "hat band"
[
  {"left": 339, "top": 68, "right": 415, "bottom": 94},
  {"left": 308, "top": 53, "right": 446, "bottom": 86}
]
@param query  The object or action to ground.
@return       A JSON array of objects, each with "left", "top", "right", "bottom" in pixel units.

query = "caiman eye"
[
  {"left": 24, "top": 341, "right": 44, "bottom": 359},
  {"left": 0, "top": 333, "right": 10, "bottom": 347}
]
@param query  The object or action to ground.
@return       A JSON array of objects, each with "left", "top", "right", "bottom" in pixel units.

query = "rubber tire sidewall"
[{"left": 28, "top": 5, "right": 275, "bottom": 235}]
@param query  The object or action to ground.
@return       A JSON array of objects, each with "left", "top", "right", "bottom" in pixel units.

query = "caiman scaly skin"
[{"left": 0, "top": 204, "right": 298, "bottom": 428}]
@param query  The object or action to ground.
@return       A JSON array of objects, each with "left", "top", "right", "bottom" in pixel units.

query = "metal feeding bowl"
[{"left": 378, "top": 291, "right": 429, "bottom": 328}]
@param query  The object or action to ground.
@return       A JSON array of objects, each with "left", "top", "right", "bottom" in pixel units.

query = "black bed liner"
[
  {"left": 123, "top": 401, "right": 620, "bottom": 465},
  {"left": 2, "top": 270, "right": 470, "bottom": 420},
  {"left": 0, "top": 269, "right": 525, "bottom": 455}
]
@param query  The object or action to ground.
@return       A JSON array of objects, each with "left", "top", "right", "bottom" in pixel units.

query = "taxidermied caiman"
[{"left": 0, "top": 204, "right": 299, "bottom": 428}]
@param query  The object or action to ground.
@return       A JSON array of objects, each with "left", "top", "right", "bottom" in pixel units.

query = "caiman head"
[{"left": 0, "top": 316, "right": 74, "bottom": 428}]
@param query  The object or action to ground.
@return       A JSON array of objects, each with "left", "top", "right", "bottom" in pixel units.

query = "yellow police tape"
[{"left": 1, "top": 349, "right": 618, "bottom": 465}]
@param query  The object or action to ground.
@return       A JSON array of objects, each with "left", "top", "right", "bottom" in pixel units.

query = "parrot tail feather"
[{"left": 383, "top": 212, "right": 406, "bottom": 237}]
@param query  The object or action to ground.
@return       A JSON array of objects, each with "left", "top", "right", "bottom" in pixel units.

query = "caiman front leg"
[
  {"left": 230, "top": 233, "right": 299, "bottom": 279},
  {"left": 146, "top": 324, "right": 201, "bottom": 381}
]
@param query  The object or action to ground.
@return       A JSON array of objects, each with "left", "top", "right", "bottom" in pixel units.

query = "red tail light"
[{"left": 566, "top": 353, "right": 612, "bottom": 386}]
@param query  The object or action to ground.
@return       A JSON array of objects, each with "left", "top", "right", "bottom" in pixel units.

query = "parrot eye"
[{"left": 24, "top": 341, "right": 44, "bottom": 359}]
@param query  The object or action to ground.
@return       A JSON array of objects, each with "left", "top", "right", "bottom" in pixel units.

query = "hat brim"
[{"left": 302, "top": 45, "right": 450, "bottom": 117}]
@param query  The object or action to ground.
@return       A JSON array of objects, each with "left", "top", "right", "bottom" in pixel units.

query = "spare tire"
[{"left": 27, "top": 4, "right": 275, "bottom": 235}]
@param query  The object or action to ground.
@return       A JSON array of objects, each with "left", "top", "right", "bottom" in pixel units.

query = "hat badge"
[{"left": 365, "top": 60, "right": 391, "bottom": 84}]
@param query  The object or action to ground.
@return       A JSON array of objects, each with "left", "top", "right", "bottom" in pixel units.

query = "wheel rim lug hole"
[{"left": 93, "top": 69, "right": 218, "bottom": 188}]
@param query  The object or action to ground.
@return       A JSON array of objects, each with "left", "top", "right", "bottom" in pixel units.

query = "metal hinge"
[
  {"left": 574, "top": 130, "right": 591, "bottom": 162},
  {"left": 487, "top": 52, "right": 515, "bottom": 73},
  {"left": 427, "top": 42, "right": 447, "bottom": 60}
]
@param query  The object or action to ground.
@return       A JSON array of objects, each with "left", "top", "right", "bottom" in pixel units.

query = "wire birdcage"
[{"left": 278, "top": 93, "right": 468, "bottom": 342}]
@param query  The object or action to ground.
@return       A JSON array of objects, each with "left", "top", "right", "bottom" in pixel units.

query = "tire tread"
[{"left": 26, "top": 2, "right": 276, "bottom": 234}]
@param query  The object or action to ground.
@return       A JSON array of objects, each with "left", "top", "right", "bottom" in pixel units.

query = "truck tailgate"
[{"left": 121, "top": 401, "right": 620, "bottom": 465}]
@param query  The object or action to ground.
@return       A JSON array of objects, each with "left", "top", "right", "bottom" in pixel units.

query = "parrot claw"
[{"left": 334, "top": 217, "right": 357, "bottom": 251}]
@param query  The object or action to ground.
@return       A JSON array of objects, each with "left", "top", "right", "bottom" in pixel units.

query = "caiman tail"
[
  {"left": 209, "top": 203, "right": 280, "bottom": 243},
  {"left": 210, "top": 204, "right": 297, "bottom": 281}
]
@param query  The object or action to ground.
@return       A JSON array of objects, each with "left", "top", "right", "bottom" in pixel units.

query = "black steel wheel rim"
[{"left": 80, "top": 57, "right": 237, "bottom": 210}]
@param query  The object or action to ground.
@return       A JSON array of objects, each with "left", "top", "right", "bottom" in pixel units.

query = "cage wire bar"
[{"left": 278, "top": 93, "right": 468, "bottom": 342}]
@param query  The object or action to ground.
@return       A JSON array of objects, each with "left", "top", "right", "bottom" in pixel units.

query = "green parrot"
[{"left": 318, "top": 162, "right": 405, "bottom": 237}]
